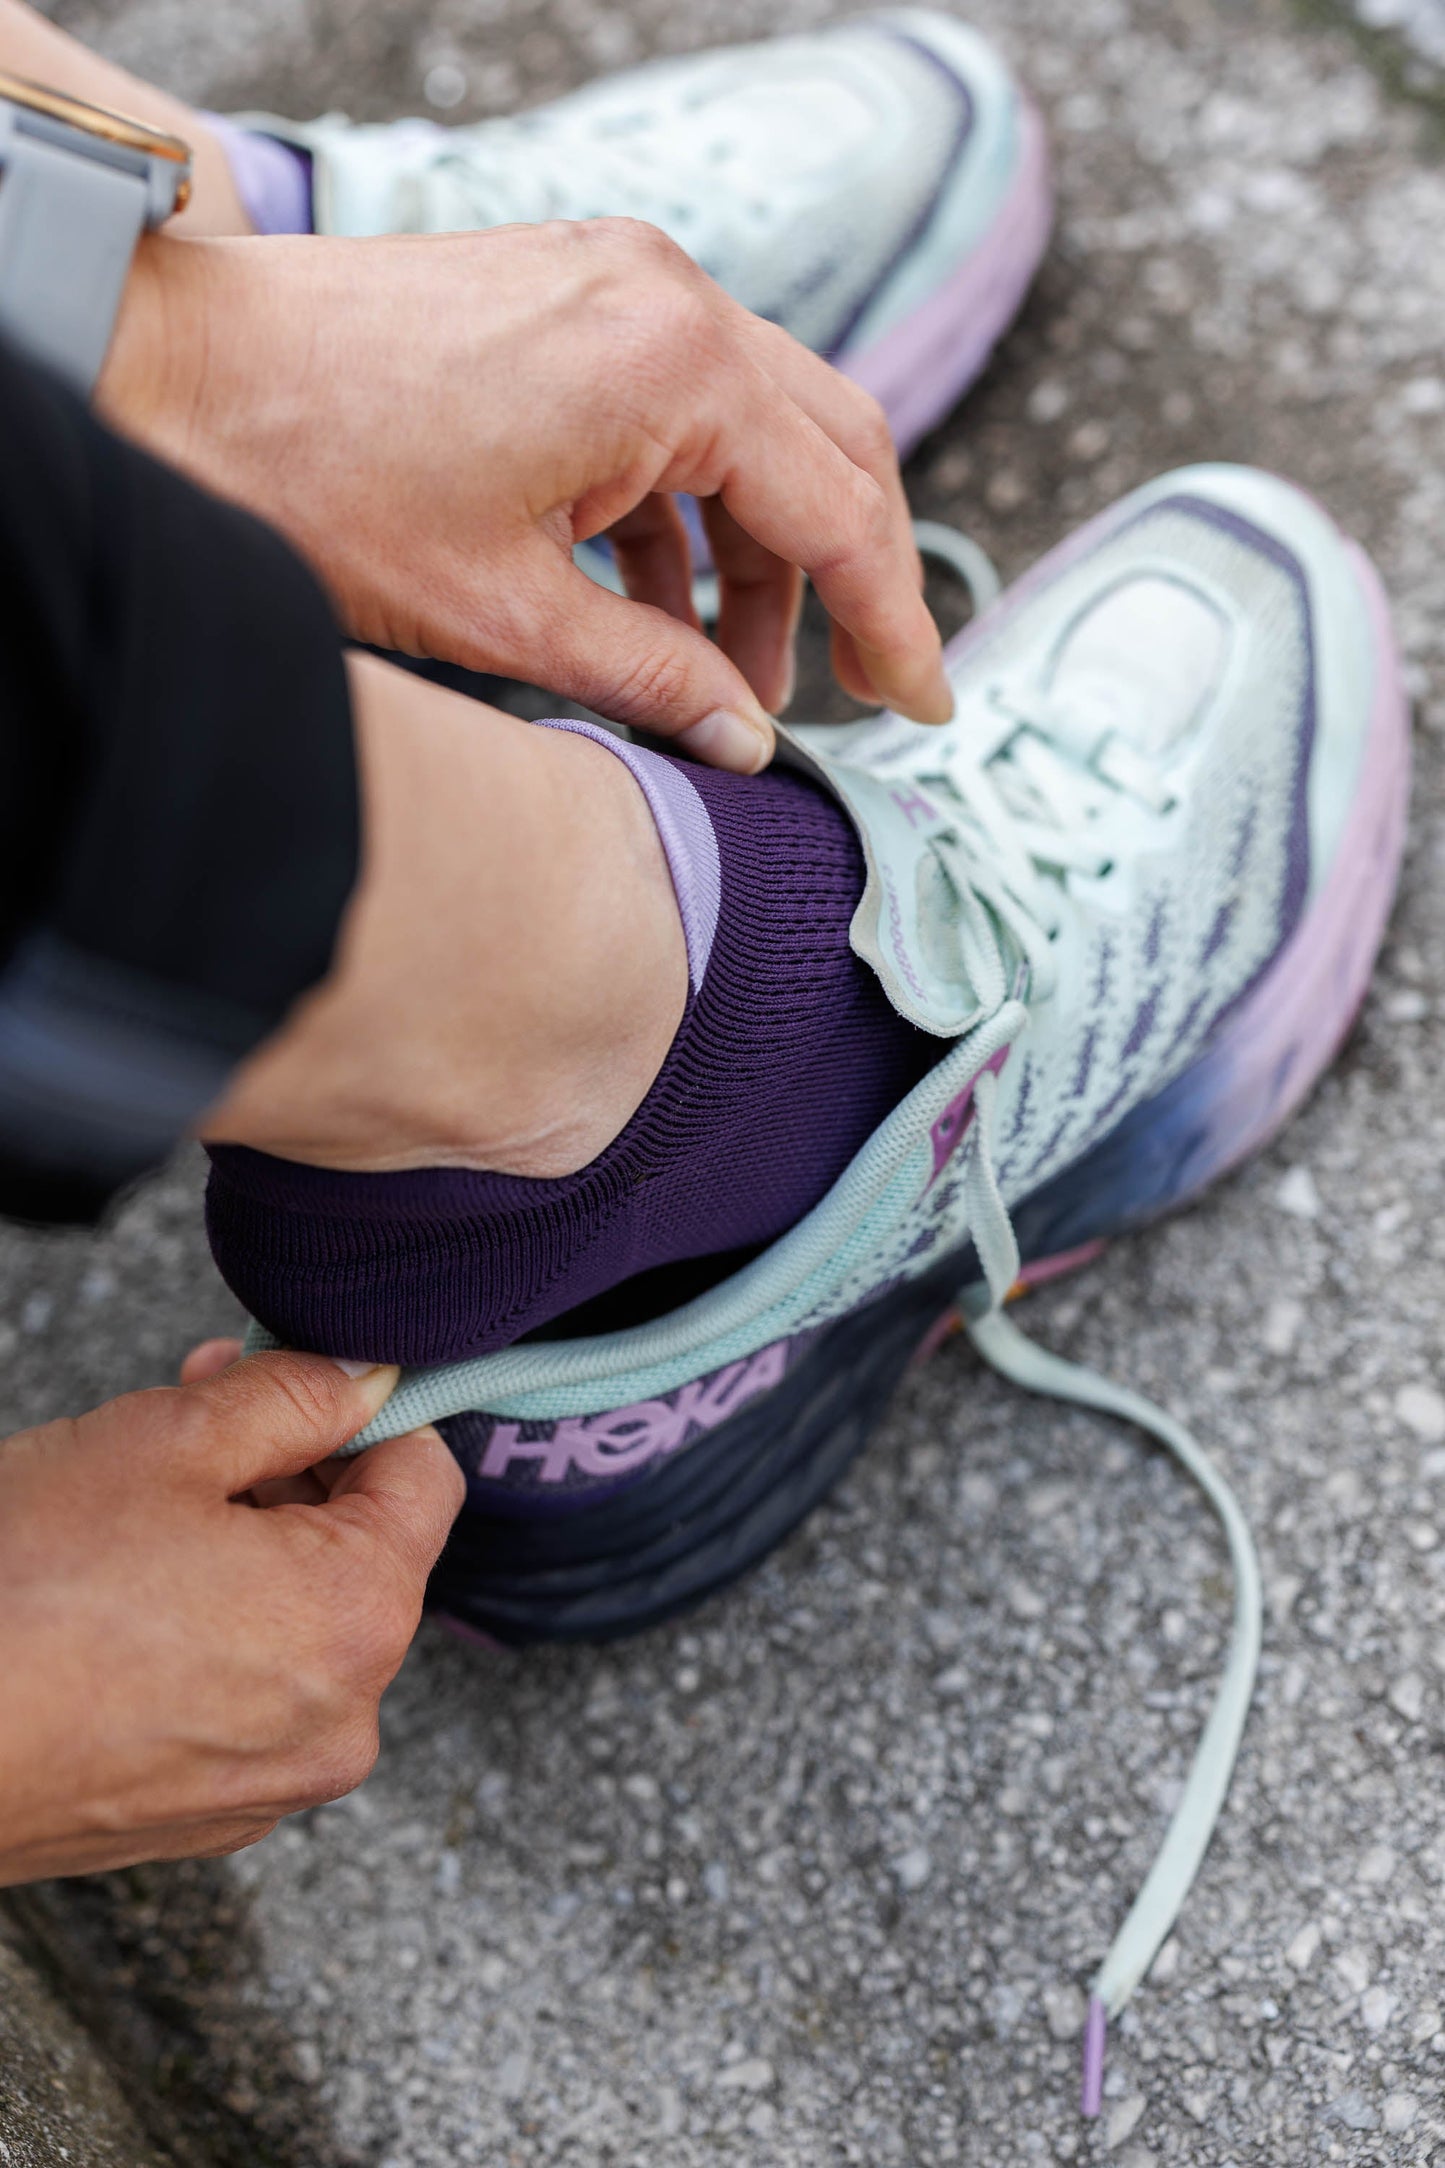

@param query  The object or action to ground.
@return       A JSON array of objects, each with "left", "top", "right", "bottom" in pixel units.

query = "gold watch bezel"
[{"left": 0, "top": 68, "right": 191, "bottom": 210}]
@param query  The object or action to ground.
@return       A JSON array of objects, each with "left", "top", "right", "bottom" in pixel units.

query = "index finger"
[{"left": 671, "top": 308, "right": 951, "bottom": 726}]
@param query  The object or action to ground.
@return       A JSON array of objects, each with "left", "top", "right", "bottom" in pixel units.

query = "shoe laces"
[
  {"left": 415, "top": 108, "right": 778, "bottom": 252},
  {"left": 257, "top": 522, "right": 1262, "bottom": 2117},
  {"left": 894, "top": 528, "right": 1261, "bottom": 2116}
]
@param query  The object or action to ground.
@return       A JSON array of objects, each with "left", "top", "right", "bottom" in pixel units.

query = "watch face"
[{"left": 0, "top": 68, "right": 192, "bottom": 203}]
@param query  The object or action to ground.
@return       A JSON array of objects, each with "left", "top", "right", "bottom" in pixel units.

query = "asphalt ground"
[{"left": 8, "top": 0, "right": 1445, "bottom": 2159}]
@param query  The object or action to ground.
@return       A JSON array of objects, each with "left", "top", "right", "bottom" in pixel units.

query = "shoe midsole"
[{"left": 839, "top": 95, "right": 1053, "bottom": 456}]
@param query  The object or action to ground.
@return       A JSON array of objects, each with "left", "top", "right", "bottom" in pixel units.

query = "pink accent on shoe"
[
  {"left": 910, "top": 1306, "right": 962, "bottom": 1367},
  {"left": 435, "top": 1614, "right": 504, "bottom": 1653},
  {"left": 840, "top": 97, "right": 1053, "bottom": 457},
  {"left": 927, "top": 1047, "right": 1010, "bottom": 1187},
  {"left": 477, "top": 1339, "right": 793, "bottom": 1487},
  {"left": 1080, "top": 1996, "right": 1108, "bottom": 2118},
  {"left": 1015, "top": 1239, "right": 1108, "bottom": 1290}
]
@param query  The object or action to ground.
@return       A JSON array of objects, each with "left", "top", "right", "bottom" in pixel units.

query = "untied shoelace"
[
  {"left": 280, "top": 520, "right": 1263, "bottom": 2116},
  {"left": 887, "top": 526, "right": 1263, "bottom": 2115}
]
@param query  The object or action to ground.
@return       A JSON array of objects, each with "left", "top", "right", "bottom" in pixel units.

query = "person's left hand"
[{"left": 97, "top": 220, "right": 951, "bottom": 773}]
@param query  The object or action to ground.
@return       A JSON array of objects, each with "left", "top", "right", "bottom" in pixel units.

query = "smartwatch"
[{"left": 0, "top": 68, "right": 191, "bottom": 397}]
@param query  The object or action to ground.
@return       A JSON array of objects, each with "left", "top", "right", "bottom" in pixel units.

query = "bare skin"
[
  {"left": 0, "top": 1349, "right": 463, "bottom": 1887},
  {"left": 0, "top": 660, "right": 685, "bottom": 1887},
  {"left": 0, "top": 1, "right": 952, "bottom": 769},
  {"left": 203, "top": 650, "right": 689, "bottom": 1177},
  {"left": 0, "top": 2, "right": 954, "bottom": 1880}
]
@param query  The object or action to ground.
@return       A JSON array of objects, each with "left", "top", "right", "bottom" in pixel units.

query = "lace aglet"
[{"left": 1080, "top": 1996, "right": 1107, "bottom": 2118}]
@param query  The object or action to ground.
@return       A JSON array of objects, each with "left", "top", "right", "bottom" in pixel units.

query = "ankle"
[{"left": 200, "top": 658, "right": 687, "bottom": 1175}]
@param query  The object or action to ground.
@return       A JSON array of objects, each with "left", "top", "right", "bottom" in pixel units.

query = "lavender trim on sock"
[
  {"left": 201, "top": 113, "right": 313, "bottom": 235},
  {"left": 536, "top": 719, "right": 720, "bottom": 988}
]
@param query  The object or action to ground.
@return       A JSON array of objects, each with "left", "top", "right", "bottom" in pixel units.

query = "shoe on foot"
[
  {"left": 237, "top": 8, "right": 1051, "bottom": 456},
  {"left": 242, "top": 466, "right": 1408, "bottom": 2092},
  {"left": 319, "top": 465, "right": 1407, "bottom": 1619}
]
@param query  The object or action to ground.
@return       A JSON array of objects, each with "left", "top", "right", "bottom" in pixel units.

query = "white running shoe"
[{"left": 238, "top": 9, "right": 1051, "bottom": 455}]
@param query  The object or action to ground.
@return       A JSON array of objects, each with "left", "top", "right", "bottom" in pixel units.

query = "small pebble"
[
  {"left": 1327, "top": 2089, "right": 1377, "bottom": 2131},
  {"left": 1395, "top": 1383, "right": 1445, "bottom": 1442},
  {"left": 715, "top": 2058, "right": 774, "bottom": 2093},
  {"left": 1285, "top": 1921, "right": 1322, "bottom": 1972},
  {"left": 1104, "top": 2094, "right": 1146, "bottom": 2149},
  {"left": 1262, "top": 1297, "right": 1304, "bottom": 1355},
  {"left": 1276, "top": 1166, "right": 1321, "bottom": 1219},
  {"left": 1043, "top": 1983, "right": 1085, "bottom": 2041},
  {"left": 1383, "top": 2091, "right": 1418, "bottom": 2132},
  {"left": 892, "top": 1847, "right": 932, "bottom": 1892}
]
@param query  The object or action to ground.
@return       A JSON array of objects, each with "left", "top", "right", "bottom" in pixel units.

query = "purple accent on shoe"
[
  {"left": 1006, "top": 514, "right": 1407, "bottom": 1283},
  {"left": 1080, "top": 1997, "right": 1107, "bottom": 2118},
  {"left": 926, "top": 1046, "right": 1008, "bottom": 1186},
  {"left": 818, "top": 28, "right": 976, "bottom": 365},
  {"left": 443, "top": 1329, "right": 819, "bottom": 1514},
  {"left": 201, "top": 112, "right": 313, "bottom": 235},
  {"left": 534, "top": 719, "right": 720, "bottom": 989},
  {"left": 1160, "top": 496, "right": 1317, "bottom": 942},
  {"left": 1136, "top": 536, "right": 1406, "bottom": 1196},
  {"left": 890, "top": 784, "right": 941, "bottom": 830},
  {"left": 841, "top": 96, "right": 1052, "bottom": 456},
  {"left": 205, "top": 757, "right": 940, "bottom": 1365}
]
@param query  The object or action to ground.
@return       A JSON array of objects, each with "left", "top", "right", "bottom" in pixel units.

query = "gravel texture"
[{"left": 8, "top": 0, "right": 1445, "bottom": 2161}]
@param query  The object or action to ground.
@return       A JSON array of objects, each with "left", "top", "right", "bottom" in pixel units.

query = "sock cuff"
[
  {"left": 534, "top": 720, "right": 720, "bottom": 989},
  {"left": 200, "top": 113, "right": 314, "bottom": 235}
]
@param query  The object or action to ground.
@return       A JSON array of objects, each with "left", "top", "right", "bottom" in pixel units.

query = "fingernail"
[
  {"left": 777, "top": 652, "right": 797, "bottom": 715},
  {"left": 330, "top": 1357, "right": 379, "bottom": 1379},
  {"left": 916, "top": 665, "right": 956, "bottom": 727},
  {"left": 677, "top": 707, "right": 774, "bottom": 774}
]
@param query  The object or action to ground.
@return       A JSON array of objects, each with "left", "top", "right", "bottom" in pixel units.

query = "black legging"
[{"left": 0, "top": 338, "right": 359, "bottom": 1222}]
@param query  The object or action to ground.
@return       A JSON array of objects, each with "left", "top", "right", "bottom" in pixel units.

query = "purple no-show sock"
[
  {"left": 202, "top": 113, "right": 313, "bottom": 235},
  {"left": 205, "top": 724, "right": 940, "bottom": 1366}
]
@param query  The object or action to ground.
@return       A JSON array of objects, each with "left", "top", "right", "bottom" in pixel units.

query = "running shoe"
[
  {"left": 245, "top": 465, "right": 1408, "bottom": 2099},
  {"left": 326, "top": 464, "right": 1406, "bottom": 1633},
  {"left": 236, "top": 9, "right": 1051, "bottom": 458}
]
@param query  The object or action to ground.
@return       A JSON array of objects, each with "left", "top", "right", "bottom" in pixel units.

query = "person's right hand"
[
  {"left": 0, "top": 1350, "right": 463, "bottom": 1887},
  {"left": 98, "top": 219, "right": 953, "bottom": 773}
]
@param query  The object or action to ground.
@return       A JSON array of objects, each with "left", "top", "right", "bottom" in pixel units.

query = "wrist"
[{"left": 95, "top": 231, "right": 211, "bottom": 452}]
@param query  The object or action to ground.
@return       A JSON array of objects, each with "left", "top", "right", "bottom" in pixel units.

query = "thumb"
[
  {"left": 320, "top": 1426, "right": 466, "bottom": 1587},
  {"left": 537, "top": 567, "right": 777, "bottom": 773},
  {"left": 181, "top": 1351, "right": 401, "bottom": 1496}
]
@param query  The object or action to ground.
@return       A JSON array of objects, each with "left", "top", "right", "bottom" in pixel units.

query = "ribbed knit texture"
[{"left": 205, "top": 751, "right": 939, "bottom": 1365}]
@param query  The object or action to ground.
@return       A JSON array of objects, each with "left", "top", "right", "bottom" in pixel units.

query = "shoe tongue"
[
  {"left": 1045, "top": 574, "right": 1227, "bottom": 760},
  {"left": 777, "top": 718, "right": 1003, "bottom": 1038}
]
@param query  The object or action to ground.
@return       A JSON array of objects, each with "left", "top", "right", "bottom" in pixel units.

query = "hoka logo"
[{"left": 475, "top": 1339, "right": 793, "bottom": 1487}]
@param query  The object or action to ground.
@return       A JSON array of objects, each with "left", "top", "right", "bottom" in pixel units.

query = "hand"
[
  {"left": 0, "top": 1348, "right": 463, "bottom": 1886},
  {"left": 98, "top": 220, "right": 952, "bottom": 772}
]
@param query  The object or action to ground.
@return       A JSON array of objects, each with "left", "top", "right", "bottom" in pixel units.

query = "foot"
[
  {"left": 321, "top": 465, "right": 1406, "bottom": 1616},
  {"left": 236, "top": 9, "right": 1051, "bottom": 455}
]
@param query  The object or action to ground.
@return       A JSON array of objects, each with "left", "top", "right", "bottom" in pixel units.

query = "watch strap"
[{"left": 0, "top": 108, "right": 154, "bottom": 396}]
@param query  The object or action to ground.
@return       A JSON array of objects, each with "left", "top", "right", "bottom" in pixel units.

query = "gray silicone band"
[{"left": 0, "top": 102, "right": 183, "bottom": 396}]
